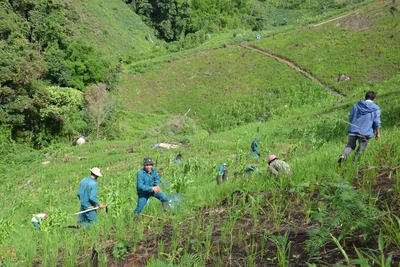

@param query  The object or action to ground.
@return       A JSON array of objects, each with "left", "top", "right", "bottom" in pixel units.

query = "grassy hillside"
[
  {"left": 251, "top": 1, "right": 400, "bottom": 96},
  {"left": 1, "top": 1, "right": 399, "bottom": 266},
  {"left": 71, "top": 0, "right": 157, "bottom": 61},
  {"left": 114, "top": 0, "right": 388, "bottom": 137},
  {"left": 117, "top": 45, "right": 337, "bottom": 138}
]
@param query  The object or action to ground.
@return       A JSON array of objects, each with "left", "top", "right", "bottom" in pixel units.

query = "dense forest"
[
  {"left": 0, "top": 0, "right": 366, "bottom": 148},
  {"left": 125, "top": 0, "right": 363, "bottom": 41}
]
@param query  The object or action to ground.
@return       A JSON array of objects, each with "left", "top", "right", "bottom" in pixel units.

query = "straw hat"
[{"left": 90, "top": 167, "right": 102, "bottom": 177}]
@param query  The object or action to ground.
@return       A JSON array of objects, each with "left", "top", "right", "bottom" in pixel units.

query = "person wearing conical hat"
[{"left": 77, "top": 167, "right": 105, "bottom": 227}]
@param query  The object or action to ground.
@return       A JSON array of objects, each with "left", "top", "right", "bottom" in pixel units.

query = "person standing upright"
[
  {"left": 134, "top": 157, "right": 169, "bottom": 220},
  {"left": 77, "top": 168, "right": 105, "bottom": 227},
  {"left": 251, "top": 138, "right": 260, "bottom": 158},
  {"left": 338, "top": 91, "right": 381, "bottom": 165},
  {"left": 216, "top": 163, "right": 228, "bottom": 185}
]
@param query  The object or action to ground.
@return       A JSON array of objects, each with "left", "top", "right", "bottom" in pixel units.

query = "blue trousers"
[
  {"left": 32, "top": 222, "right": 40, "bottom": 229},
  {"left": 134, "top": 192, "right": 168, "bottom": 214},
  {"left": 77, "top": 206, "right": 97, "bottom": 227},
  {"left": 251, "top": 149, "right": 260, "bottom": 158}
]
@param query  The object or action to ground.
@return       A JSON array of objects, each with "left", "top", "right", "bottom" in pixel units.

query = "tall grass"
[{"left": 1, "top": 1, "right": 399, "bottom": 265}]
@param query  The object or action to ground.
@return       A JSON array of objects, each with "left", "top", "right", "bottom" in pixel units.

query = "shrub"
[
  {"left": 306, "top": 181, "right": 381, "bottom": 258},
  {"left": 64, "top": 41, "right": 108, "bottom": 90}
]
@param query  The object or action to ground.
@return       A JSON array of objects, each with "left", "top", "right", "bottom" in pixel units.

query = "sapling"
[
  {"left": 269, "top": 232, "right": 291, "bottom": 267},
  {"left": 169, "top": 228, "right": 181, "bottom": 257},
  {"left": 260, "top": 230, "right": 268, "bottom": 258},
  {"left": 157, "top": 240, "right": 165, "bottom": 260},
  {"left": 183, "top": 236, "right": 190, "bottom": 255},
  {"left": 379, "top": 210, "right": 400, "bottom": 248},
  {"left": 362, "top": 232, "right": 394, "bottom": 267},
  {"left": 245, "top": 239, "right": 258, "bottom": 267},
  {"left": 162, "top": 247, "right": 183, "bottom": 263},
  {"left": 203, "top": 223, "right": 214, "bottom": 261},
  {"left": 236, "top": 225, "right": 245, "bottom": 245}
]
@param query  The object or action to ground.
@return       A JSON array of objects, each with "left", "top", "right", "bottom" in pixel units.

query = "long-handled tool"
[
  {"left": 74, "top": 207, "right": 99, "bottom": 215},
  {"left": 74, "top": 206, "right": 108, "bottom": 215}
]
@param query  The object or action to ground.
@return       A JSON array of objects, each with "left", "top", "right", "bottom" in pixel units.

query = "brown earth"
[
  {"left": 101, "top": 4, "right": 399, "bottom": 264},
  {"left": 100, "top": 165, "right": 399, "bottom": 267}
]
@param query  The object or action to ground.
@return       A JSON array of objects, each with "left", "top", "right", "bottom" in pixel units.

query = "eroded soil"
[{"left": 102, "top": 165, "right": 399, "bottom": 267}]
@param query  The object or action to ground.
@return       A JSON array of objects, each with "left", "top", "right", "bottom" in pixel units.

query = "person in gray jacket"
[{"left": 338, "top": 91, "right": 381, "bottom": 165}]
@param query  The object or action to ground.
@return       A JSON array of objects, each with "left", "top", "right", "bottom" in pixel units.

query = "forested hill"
[
  {"left": 0, "top": 0, "right": 155, "bottom": 148},
  {"left": 0, "top": 0, "right": 371, "bottom": 149}
]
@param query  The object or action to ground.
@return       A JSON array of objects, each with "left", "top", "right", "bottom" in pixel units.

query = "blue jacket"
[
  {"left": 77, "top": 176, "right": 100, "bottom": 208},
  {"left": 136, "top": 168, "right": 161, "bottom": 196},
  {"left": 251, "top": 139, "right": 258, "bottom": 151},
  {"left": 348, "top": 100, "right": 381, "bottom": 138},
  {"left": 217, "top": 165, "right": 226, "bottom": 174}
]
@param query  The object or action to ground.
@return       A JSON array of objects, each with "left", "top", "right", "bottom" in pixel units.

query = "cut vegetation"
[{"left": 1, "top": 1, "right": 399, "bottom": 266}]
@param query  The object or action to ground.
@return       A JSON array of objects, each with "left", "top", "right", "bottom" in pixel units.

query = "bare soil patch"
[
  {"left": 338, "top": 15, "right": 373, "bottom": 31},
  {"left": 101, "top": 164, "right": 399, "bottom": 266}
]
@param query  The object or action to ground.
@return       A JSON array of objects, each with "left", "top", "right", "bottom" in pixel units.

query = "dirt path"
[
  {"left": 240, "top": 43, "right": 343, "bottom": 96},
  {"left": 310, "top": 2, "right": 373, "bottom": 28},
  {"left": 311, "top": 12, "right": 355, "bottom": 27}
]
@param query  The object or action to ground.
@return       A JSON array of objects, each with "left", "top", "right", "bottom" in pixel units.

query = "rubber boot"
[
  {"left": 216, "top": 175, "right": 221, "bottom": 185},
  {"left": 134, "top": 213, "right": 140, "bottom": 223},
  {"left": 222, "top": 170, "right": 228, "bottom": 183},
  {"left": 162, "top": 201, "right": 169, "bottom": 212}
]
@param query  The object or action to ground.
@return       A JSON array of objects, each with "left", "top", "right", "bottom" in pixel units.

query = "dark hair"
[{"left": 365, "top": 91, "right": 376, "bottom": 101}]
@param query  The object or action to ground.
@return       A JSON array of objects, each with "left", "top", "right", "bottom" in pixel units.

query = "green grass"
[
  {"left": 1, "top": 1, "right": 400, "bottom": 266},
  {"left": 71, "top": 0, "right": 156, "bottom": 63},
  {"left": 118, "top": 44, "right": 338, "bottom": 137},
  {"left": 250, "top": 1, "right": 400, "bottom": 95}
]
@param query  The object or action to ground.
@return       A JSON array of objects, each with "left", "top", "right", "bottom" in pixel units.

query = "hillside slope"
[
  {"left": 71, "top": 0, "right": 156, "bottom": 60},
  {"left": 1, "top": 1, "right": 399, "bottom": 266},
  {"left": 116, "top": 1, "right": 399, "bottom": 136},
  {"left": 251, "top": 0, "right": 400, "bottom": 96}
]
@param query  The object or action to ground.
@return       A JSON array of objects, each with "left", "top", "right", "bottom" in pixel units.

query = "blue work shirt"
[
  {"left": 77, "top": 176, "right": 100, "bottom": 208},
  {"left": 348, "top": 100, "right": 381, "bottom": 139},
  {"left": 136, "top": 168, "right": 161, "bottom": 196},
  {"left": 251, "top": 139, "right": 259, "bottom": 151},
  {"left": 217, "top": 165, "right": 226, "bottom": 174}
]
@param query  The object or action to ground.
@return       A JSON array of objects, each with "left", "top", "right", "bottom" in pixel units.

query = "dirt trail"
[
  {"left": 310, "top": 2, "right": 374, "bottom": 28},
  {"left": 240, "top": 43, "right": 343, "bottom": 96},
  {"left": 311, "top": 12, "right": 355, "bottom": 27}
]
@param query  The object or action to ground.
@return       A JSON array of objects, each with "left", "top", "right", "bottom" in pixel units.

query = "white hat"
[
  {"left": 223, "top": 163, "right": 227, "bottom": 166},
  {"left": 90, "top": 167, "right": 102, "bottom": 177}
]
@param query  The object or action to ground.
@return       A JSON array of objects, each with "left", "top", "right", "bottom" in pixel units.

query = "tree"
[
  {"left": 84, "top": 83, "right": 115, "bottom": 139},
  {"left": 64, "top": 41, "right": 108, "bottom": 90}
]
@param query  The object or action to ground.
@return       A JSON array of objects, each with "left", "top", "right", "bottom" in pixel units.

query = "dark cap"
[{"left": 143, "top": 157, "right": 154, "bottom": 165}]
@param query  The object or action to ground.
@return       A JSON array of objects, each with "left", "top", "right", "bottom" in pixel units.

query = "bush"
[
  {"left": 64, "top": 41, "right": 108, "bottom": 90},
  {"left": 31, "top": 86, "right": 85, "bottom": 147},
  {"left": 306, "top": 181, "right": 381, "bottom": 258}
]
